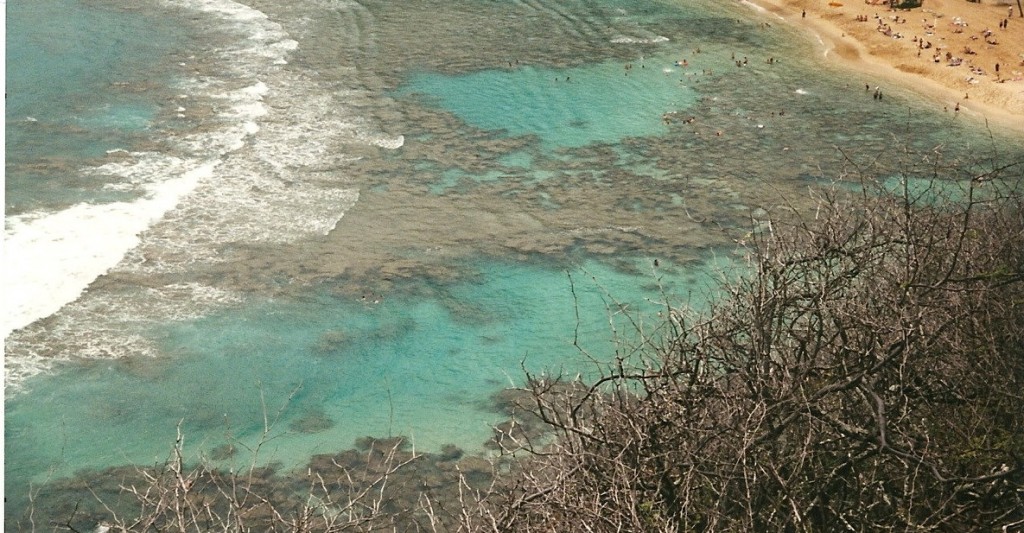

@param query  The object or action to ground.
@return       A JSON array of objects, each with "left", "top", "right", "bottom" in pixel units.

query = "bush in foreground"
[{"left": 476, "top": 156, "right": 1024, "bottom": 532}]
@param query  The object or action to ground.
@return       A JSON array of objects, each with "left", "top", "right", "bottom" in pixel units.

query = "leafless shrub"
[{"left": 469, "top": 153, "right": 1024, "bottom": 532}]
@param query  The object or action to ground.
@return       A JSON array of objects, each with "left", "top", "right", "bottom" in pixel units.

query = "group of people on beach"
[
  {"left": 872, "top": 12, "right": 909, "bottom": 38},
  {"left": 804, "top": 0, "right": 1023, "bottom": 122},
  {"left": 875, "top": 4, "right": 1020, "bottom": 85}
]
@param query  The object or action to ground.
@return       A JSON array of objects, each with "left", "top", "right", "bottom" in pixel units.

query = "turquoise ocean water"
[
  {"left": 5, "top": 0, "right": 1022, "bottom": 525},
  {"left": 5, "top": 0, "right": 184, "bottom": 214}
]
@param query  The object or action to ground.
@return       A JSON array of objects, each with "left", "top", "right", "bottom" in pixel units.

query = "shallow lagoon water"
[
  {"left": 402, "top": 57, "right": 696, "bottom": 148},
  {"left": 5, "top": 256, "right": 723, "bottom": 495},
  {"left": 5, "top": 0, "right": 1023, "bottom": 526}
]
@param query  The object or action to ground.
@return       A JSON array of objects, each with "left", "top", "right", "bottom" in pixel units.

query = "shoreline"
[{"left": 744, "top": 0, "right": 1024, "bottom": 135}]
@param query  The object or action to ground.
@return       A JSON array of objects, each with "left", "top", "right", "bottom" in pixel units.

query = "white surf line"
[
  {"left": 2, "top": 0, "right": 288, "bottom": 343},
  {"left": 1, "top": 162, "right": 216, "bottom": 341},
  {"left": 739, "top": 0, "right": 833, "bottom": 58},
  {"left": 816, "top": 32, "right": 831, "bottom": 58},
  {"left": 739, "top": 0, "right": 787, "bottom": 21}
]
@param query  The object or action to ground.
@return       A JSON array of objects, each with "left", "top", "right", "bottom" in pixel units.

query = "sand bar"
[{"left": 747, "top": 0, "right": 1024, "bottom": 133}]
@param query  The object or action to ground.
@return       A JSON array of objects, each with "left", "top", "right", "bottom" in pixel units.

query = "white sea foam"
[
  {"left": 370, "top": 134, "right": 405, "bottom": 150},
  {"left": 5, "top": 0, "right": 400, "bottom": 392},
  {"left": 4, "top": 0, "right": 288, "bottom": 349},
  {"left": 740, "top": 0, "right": 769, "bottom": 14},
  {"left": 611, "top": 35, "right": 669, "bottom": 44},
  {"left": 125, "top": 65, "right": 366, "bottom": 273},
  {"left": 110, "top": 0, "right": 359, "bottom": 263},
  {"left": 2, "top": 162, "right": 215, "bottom": 341},
  {"left": 740, "top": 0, "right": 786, "bottom": 20},
  {"left": 4, "top": 0, "right": 408, "bottom": 392},
  {"left": 4, "top": 280, "right": 246, "bottom": 393}
]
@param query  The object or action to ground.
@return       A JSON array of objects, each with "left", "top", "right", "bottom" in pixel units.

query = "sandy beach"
[{"left": 748, "top": 0, "right": 1024, "bottom": 133}]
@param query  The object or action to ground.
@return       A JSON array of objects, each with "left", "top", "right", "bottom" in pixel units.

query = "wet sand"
[{"left": 747, "top": 0, "right": 1024, "bottom": 133}]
